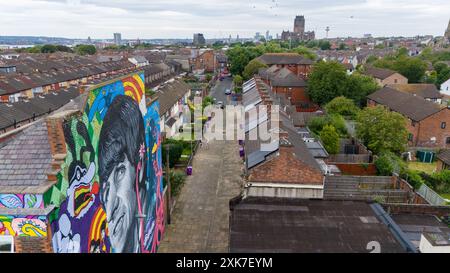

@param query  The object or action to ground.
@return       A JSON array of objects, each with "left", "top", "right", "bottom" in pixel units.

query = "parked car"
[
  {"left": 217, "top": 101, "right": 224, "bottom": 109},
  {"left": 225, "top": 89, "right": 232, "bottom": 95}
]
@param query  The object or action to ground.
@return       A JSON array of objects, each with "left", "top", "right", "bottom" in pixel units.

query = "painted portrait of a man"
[{"left": 98, "top": 95, "right": 147, "bottom": 253}]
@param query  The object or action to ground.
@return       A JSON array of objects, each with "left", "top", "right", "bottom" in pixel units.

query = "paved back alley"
[{"left": 158, "top": 137, "right": 244, "bottom": 253}]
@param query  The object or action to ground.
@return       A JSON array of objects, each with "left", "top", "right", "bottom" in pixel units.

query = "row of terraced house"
[
  {"left": 0, "top": 52, "right": 183, "bottom": 133},
  {"left": 230, "top": 53, "right": 450, "bottom": 253}
]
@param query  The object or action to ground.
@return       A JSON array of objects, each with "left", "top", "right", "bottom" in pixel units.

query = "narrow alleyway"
[{"left": 158, "top": 138, "right": 244, "bottom": 253}]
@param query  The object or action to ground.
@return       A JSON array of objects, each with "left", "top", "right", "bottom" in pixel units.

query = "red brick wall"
[
  {"left": 437, "top": 159, "right": 450, "bottom": 171},
  {"left": 382, "top": 204, "right": 450, "bottom": 218},
  {"left": 334, "top": 163, "right": 377, "bottom": 176},
  {"left": 406, "top": 119, "right": 420, "bottom": 147},
  {"left": 273, "top": 86, "right": 310, "bottom": 104},
  {"left": 395, "top": 177, "right": 429, "bottom": 205},
  {"left": 415, "top": 109, "right": 450, "bottom": 148},
  {"left": 382, "top": 73, "right": 408, "bottom": 85},
  {"left": 249, "top": 146, "right": 323, "bottom": 185},
  {"left": 368, "top": 102, "right": 450, "bottom": 149},
  {"left": 273, "top": 64, "right": 311, "bottom": 79},
  {"left": 297, "top": 64, "right": 312, "bottom": 79},
  {"left": 193, "top": 51, "right": 215, "bottom": 72}
]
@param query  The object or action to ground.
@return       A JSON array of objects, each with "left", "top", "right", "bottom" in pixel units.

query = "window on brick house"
[
  {"left": 394, "top": 79, "right": 398, "bottom": 83},
  {"left": 447, "top": 137, "right": 450, "bottom": 144},
  {"left": 442, "top": 122, "right": 447, "bottom": 129}
]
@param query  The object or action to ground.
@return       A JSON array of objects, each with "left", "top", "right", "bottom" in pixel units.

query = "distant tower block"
[
  {"left": 326, "top": 26, "right": 330, "bottom": 38},
  {"left": 294, "top": 15, "right": 305, "bottom": 36}
]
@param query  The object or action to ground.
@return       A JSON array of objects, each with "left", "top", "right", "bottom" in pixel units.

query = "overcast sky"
[{"left": 1, "top": 0, "right": 449, "bottom": 39}]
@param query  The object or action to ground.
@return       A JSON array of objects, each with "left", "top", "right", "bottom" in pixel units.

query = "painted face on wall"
[
  {"left": 98, "top": 95, "right": 146, "bottom": 253},
  {"left": 101, "top": 154, "right": 137, "bottom": 253}
]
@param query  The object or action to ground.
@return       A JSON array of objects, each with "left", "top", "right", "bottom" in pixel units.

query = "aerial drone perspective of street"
[{"left": 0, "top": 0, "right": 449, "bottom": 270}]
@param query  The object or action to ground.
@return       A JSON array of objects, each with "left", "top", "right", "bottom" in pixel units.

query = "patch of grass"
[
  {"left": 440, "top": 193, "right": 450, "bottom": 200},
  {"left": 408, "top": 162, "right": 437, "bottom": 175}
]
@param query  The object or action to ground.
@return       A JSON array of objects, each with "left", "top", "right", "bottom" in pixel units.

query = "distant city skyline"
[{"left": 0, "top": 0, "right": 449, "bottom": 40}]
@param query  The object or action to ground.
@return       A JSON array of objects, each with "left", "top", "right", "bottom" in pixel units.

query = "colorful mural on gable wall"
[
  {"left": 0, "top": 194, "right": 47, "bottom": 237},
  {"left": 0, "top": 194, "right": 44, "bottom": 209},
  {"left": 0, "top": 215, "right": 47, "bottom": 237},
  {"left": 44, "top": 72, "right": 164, "bottom": 253}
]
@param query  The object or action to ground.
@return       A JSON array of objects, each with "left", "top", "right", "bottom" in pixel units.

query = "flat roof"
[{"left": 230, "top": 197, "right": 406, "bottom": 253}]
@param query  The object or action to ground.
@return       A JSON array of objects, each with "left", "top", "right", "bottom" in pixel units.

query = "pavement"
[{"left": 158, "top": 78, "right": 244, "bottom": 253}]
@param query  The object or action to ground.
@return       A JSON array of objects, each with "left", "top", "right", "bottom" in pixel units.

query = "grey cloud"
[{"left": 1, "top": 0, "right": 449, "bottom": 39}]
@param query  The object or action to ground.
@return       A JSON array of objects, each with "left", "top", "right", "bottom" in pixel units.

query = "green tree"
[
  {"left": 168, "top": 171, "right": 187, "bottom": 197},
  {"left": 202, "top": 96, "right": 214, "bottom": 109},
  {"left": 307, "top": 61, "right": 348, "bottom": 105},
  {"left": 366, "top": 55, "right": 378, "bottom": 64},
  {"left": 308, "top": 114, "right": 347, "bottom": 137},
  {"left": 75, "top": 44, "right": 97, "bottom": 55},
  {"left": 435, "top": 63, "right": 450, "bottom": 87},
  {"left": 233, "top": 75, "right": 244, "bottom": 93},
  {"left": 345, "top": 73, "right": 379, "bottom": 107},
  {"left": 325, "top": 96, "right": 360, "bottom": 119},
  {"left": 419, "top": 47, "right": 433, "bottom": 61},
  {"left": 319, "top": 40, "right": 331, "bottom": 50},
  {"left": 424, "top": 70, "right": 438, "bottom": 85},
  {"left": 243, "top": 59, "right": 267, "bottom": 79},
  {"left": 162, "top": 139, "right": 184, "bottom": 168},
  {"left": 356, "top": 106, "right": 408, "bottom": 154},
  {"left": 27, "top": 46, "right": 43, "bottom": 53},
  {"left": 320, "top": 125, "right": 340, "bottom": 154},
  {"left": 55, "top": 45, "right": 73, "bottom": 53},
  {"left": 373, "top": 55, "right": 427, "bottom": 83},
  {"left": 226, "top": 46, "right": 253, "bottom": 76},
  {"left": 291, "top": 46, "right": 317, "bottom": 60},
  {"left": 396, "top": 47, "right": 409, "bottom": 58},
  {"left": 233, "top": 75, "right": 243, "bottom": 86},
  {"left": 103, "top": 45, "right": 119, "bottom": 51},
  {"left": 375, "top": 152, "right": 407, "bottom": 176},
  {"left": 41, "top": 44, "right": 57, "bottom": 53},
  {"left": 393, "top": 56, "right": 427, "bottom": 83}
]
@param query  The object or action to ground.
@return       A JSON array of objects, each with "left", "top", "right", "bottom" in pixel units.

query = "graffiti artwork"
[
  {"left": 46, "top": 73, "right": 164, "bottom": 253},
  {"left": 0, "top": 215, "right": 47, "bottom": 237},
  {"left": 0, "top": 194, "right": 44, "bottom": 209}
]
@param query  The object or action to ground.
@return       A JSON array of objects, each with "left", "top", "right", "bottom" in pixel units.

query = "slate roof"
[
  {"left": 131, "top": 56, "right": 148, "bottom": 63},
  {"left": 387, "top": 84, "right": 443, "bottom": 99},
  {"left": 364, "top": 66, "right": 402, "bottom": 80},
  {"left": 153, "top": 79, "right": 190, "bottom": 115},
  {"left": 0, "top": 87, "right": 79, "bottom": 130},
  {"left": 243, "top": 78, "right": 322, "bottom": 173},
  {"left": 437, "top": 149, "right": 450, "bottom": 165},
  {"left": 229, "top": 197, "right": 406, "bottom": 253},
  {"left": 0, "top": 121, "right": 52, "bottom": 189},
  {"left": 259, "top": 66, "right": 307, "bottom": 87},
  {"left": 257, "top": 53, "right": 314, "bottom": 65},
  {"left": 0, "top": 57, "right": 135, "bottom": 96},
  {"left": 367, "top": 87, "right": 443, "bottom": 121},
  {"left": 271, "top": 69, "right": 307, "bottom": 87}
]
